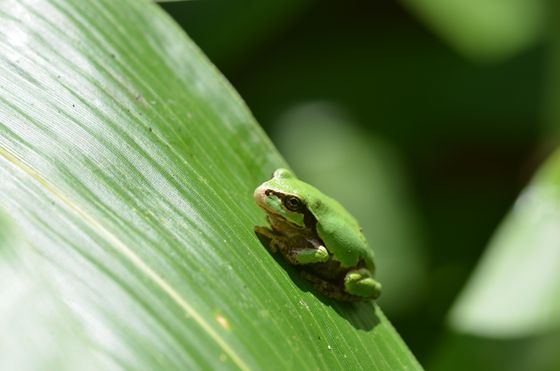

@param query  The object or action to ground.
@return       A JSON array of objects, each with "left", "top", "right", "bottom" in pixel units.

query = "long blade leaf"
[{"left": 0, "top": 0, "right": 421, "bottom": 369}]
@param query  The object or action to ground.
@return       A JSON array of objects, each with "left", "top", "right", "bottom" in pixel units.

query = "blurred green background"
[{"left": 161, "top": 1, "right": 559, "bottom": 369}]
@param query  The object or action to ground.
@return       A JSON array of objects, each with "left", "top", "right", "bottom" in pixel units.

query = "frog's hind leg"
[
  {"left": 300, "top": 271, "right": 361, "bottom": 302},
  {"left": 344, "top": 268, "right": 382, "bottom": 300}
]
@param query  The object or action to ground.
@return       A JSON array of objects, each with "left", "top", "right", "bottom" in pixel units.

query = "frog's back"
[{"left": 305, "top": 188, "right": 375, "bottom": 270}]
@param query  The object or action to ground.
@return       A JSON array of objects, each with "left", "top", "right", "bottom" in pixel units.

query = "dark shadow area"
[
  {"left": 255, "top": 229, "right": 380, "bottom": 332},
  {"left": 428, "top": 331, "right": 560, "bottom": 371}
]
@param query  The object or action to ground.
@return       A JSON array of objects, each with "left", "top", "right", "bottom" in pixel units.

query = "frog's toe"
[{"left": 344, "top": 269, "right": 382, "bottom": 300}]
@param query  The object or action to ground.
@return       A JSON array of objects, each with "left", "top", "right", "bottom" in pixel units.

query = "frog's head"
[{"left": 253, "top": 168, "right": 310, "bottom": 228}]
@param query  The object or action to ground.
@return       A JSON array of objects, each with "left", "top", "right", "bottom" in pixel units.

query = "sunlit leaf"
[{"left": 0, "top": 0, "right": 421, "bottom": 369}]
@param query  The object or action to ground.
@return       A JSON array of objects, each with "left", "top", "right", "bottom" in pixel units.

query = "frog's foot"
[
  {"left": 344, "top": 268, "right": 382, "bottom": 300},
  {"left": 286, "top": 245, "right": 329, "bottom": 265},
  {"left": 254, "top": 226, "right": 278, "bottom": 253},
  {"left": 300, "top": 271, "right": 361, "bottom": 302}
]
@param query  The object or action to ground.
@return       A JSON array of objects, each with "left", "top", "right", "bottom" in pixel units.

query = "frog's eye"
[{"left": 284, "top": 196, "right": 303, "bottom": 212}]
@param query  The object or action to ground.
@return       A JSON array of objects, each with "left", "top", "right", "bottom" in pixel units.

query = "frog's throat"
[{"left": 267, "top": 213, "right": 305, "bottom": 230}]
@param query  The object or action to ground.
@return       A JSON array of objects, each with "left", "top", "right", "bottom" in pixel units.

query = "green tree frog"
[{"left": 254, "top": 168, "right": 381, "bottom": 301}]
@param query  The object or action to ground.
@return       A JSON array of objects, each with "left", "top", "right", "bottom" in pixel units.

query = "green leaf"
[
  {"left": 400, "top": 0, "right": 546, "bottom": 62},
  {"left": 449, "top": 149, "right": 560, "bottom": 337},
  {"left": 0, "top": 0, "right": 421, "bottom": 369}
]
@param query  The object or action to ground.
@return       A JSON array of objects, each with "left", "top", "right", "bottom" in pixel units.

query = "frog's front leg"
[
  {"left": 276, "top": 236, "right": 327, "bottom": 265},
  {"left": 255, "top": 226, "right": 329, "bottom": 264},
  {"left": 344, "top": 268, "right": 382, "bottom": 300},
  {"left": 255, "top": 226, "right": 279, "bottom": 252},
  {"left": 286, "top": 244, "right": 329, "bottom": 265}
]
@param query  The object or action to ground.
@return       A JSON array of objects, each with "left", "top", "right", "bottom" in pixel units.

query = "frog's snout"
[{"left": 253, "top": 186, "right": 267, "bottom": 209}]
